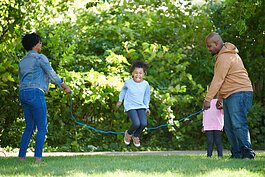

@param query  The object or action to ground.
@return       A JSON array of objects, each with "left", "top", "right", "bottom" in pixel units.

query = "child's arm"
[
  {"left": 202, "top": 112, "right": 205, "bottom": 133},
  {"left": 116, "top": 81, "right": 127, "bottom": 109},
  {"left": 143, "top": 82, "right": 150, "bottom": 111}
]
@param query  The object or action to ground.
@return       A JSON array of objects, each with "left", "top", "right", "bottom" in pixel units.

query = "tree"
[{"left": 1, "top": 0, "right": 264, "bottom": 150}]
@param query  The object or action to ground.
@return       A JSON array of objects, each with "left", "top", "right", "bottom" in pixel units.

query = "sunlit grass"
[{"left": 0, "top": 152, "right": 264, "bottom": 177}]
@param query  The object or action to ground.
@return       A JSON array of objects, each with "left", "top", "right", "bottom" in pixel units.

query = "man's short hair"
[{"left": 205, "top": 32, "right": 222, "bottom": 43}]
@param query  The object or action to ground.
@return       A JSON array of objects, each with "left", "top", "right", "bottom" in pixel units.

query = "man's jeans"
[
  {"left": 223, "top": 91, "right": 255, "bottom": 159},
  {"left": 18, "top": 88, "right": 47, "bottom": 158}
]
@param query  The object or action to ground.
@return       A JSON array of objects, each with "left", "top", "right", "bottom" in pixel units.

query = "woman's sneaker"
[
  {"left": 132, "top": 136, "right": 140, "bottom": 147},
  {"left": 124, "top": 130, "right": 132, "bottom": 145}
]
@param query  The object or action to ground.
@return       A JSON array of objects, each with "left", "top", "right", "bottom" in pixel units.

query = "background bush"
[{"left": 0, "top": 0, "right": 264, "bottom": 151}]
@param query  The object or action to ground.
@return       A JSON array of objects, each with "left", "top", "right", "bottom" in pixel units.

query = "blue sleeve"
[
  {"left": 119, "top": 80, "right": 128, "bottom": 102},
  {"left": 143, "top": 82, "right": 150, "bottom": 108},
  {"left": 39, "top": 54, "right": 63, "bottom": 89}
]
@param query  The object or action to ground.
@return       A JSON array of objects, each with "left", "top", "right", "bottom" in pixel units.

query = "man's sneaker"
[
  {"left": 132, "top": 136, "right": 140, "bottom": 147},
  {"left": 124, "top": 130, "right": 132, "bottom": 145}
]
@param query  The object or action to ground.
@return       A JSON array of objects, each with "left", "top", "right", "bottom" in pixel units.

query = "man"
[{"left": 203, "top": 32, "right": 255, "bottom": 159}]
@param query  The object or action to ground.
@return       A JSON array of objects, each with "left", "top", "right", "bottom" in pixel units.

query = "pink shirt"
[{"left": 203, "top": 99, "right": 224, "bottom": 131}]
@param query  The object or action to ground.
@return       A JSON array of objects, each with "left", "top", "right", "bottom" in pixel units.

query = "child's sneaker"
[
  {"left": 124, "top": 130, "right": 132, "bottom": 145},
  {"left": 132, "top": 136, "right": 140, "bottom": 147}
]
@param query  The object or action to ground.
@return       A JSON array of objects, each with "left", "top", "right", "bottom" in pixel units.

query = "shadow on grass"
[{"left": 0, "top": 153, "right": 264, "bottom": 177}]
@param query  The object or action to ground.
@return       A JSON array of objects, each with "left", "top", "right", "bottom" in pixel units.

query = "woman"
[{"left": 18, "top": 33, "right": 71, "bottom": 162}]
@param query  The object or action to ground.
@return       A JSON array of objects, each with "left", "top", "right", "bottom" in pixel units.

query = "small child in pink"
[{"left": 202, "top": 99, "right": 224, "bottom": 157}]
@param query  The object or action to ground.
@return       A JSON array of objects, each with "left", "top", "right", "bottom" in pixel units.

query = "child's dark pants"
[
  {"left": 127, "top": 109, "right": 147, "bottom": 137},
  {"left": 206, "top": 130, "right": 223, "bottom": 157}
]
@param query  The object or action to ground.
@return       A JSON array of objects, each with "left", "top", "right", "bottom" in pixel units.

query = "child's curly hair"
[{"left": 129, "top": 61, "right": 148, "bottom": 74}]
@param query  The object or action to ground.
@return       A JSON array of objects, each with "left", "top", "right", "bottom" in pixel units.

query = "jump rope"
[
  {"left": 0, "top": 93, "right": 203, "bottom": 157},
  {"left": 69, "top": 93, "right": 204, "bottom": 135}
]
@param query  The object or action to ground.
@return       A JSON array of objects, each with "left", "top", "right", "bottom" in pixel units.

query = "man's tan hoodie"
[{"left": 205, "top": 42, "right": 253, "bottom": 102}]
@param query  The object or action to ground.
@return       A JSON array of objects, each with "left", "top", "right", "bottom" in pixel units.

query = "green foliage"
[
  {"left": 248, "top": 102, "right": 265, "bottom": 149},
  {"left": 0, "top": 0, "right": 264, "bottom": 152}
]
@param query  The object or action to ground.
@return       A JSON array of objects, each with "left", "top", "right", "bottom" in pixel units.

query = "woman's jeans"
[
  {"left": 18, "top": 88, "right": 47, "bottom": 158},
  {"left": 205, "top": 130, "right": 223, "bottom": 157},
  {"left": 223, "top": 91, "right": 255, "bottom": 159},
  {"left": 127, "top": 109, "right": 147, "bottom": 137}
]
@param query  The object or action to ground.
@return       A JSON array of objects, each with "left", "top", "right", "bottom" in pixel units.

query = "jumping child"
[{"left": 116, "top": 61, "right": 151, "bottom": 147}]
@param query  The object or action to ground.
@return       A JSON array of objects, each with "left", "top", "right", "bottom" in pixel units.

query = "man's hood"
[{"left": 217, "top": 42, "right": 239, "bottom": 57}]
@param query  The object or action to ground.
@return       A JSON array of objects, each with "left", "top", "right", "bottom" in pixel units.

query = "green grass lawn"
[{"left": 0, "top": 152, "right": 264, "bottom": 177}]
